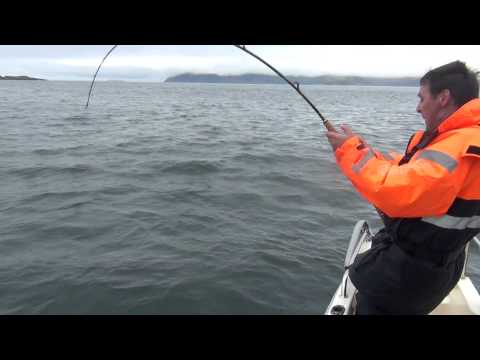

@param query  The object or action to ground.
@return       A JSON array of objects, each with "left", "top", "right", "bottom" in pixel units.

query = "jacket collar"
[{"left": 437, "top": 98, "right": 480, "bottom": 134}]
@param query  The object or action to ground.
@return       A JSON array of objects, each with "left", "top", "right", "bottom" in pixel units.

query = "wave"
[
  {"left": 161, "top": 160, "right": 222, "bottom": 175},
  {"left": 8, "top": 164, "right": 100, "bottom": 179},
  {"left": 232, "top": 152, "right": 317, "bottom": 165},
  {"left": 32, "top": 146, "right": 86, "bottom": 155},
  {"left": 64, "top": 115, "right": 91, "bottom": 121},
  {"left": 18, "top": 190, "right": 92, "bottom": 205}
]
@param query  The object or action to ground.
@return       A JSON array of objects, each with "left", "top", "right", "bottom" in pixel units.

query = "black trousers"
[{"left": 349, "top": 229, "right": 465, "bottom": 315}]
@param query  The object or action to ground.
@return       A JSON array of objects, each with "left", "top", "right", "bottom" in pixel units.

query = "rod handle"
[{"left": 324, "top": 120, "right": 337, "bottom": 132}]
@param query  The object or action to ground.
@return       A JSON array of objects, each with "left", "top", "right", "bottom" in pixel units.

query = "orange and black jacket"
[{"left": 335, "top": 98, "right": 480, "bottom": 266}]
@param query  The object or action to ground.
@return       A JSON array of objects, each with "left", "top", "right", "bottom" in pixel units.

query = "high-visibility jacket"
[
  {"left": 335, "top": 98, "right": 480, "bottom": 314},
  {"left": 335, "top": 98, "right": 480, "bottom": 266}
]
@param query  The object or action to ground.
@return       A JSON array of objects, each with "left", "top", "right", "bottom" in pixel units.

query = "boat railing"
[
  {"left": 474, "top": 236, "right": 480, "bottom": 250},
  {"left": 462, "top": 236, "right": 480, "bottom": 279}
]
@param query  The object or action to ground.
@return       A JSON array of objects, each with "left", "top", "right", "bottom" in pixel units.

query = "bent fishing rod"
[
  {"left": 85, "top": 45, "right": 336, "bottom": 132},
  {"left": 85, "top": 45, "right": 118, "bottom": 108},
  {"left": 233, "top": 45, "right": 335, "bottom": 132}
]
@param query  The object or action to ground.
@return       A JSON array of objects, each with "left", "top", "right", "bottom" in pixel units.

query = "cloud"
[{"left": 1, "top": 45, "right": 479, "bottom": 81}]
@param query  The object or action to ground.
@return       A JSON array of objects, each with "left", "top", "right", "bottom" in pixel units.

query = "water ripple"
[{"left": 1, "top": 81, "right": 466, "bottom": 314}]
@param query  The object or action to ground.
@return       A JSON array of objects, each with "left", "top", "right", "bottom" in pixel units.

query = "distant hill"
[
  {"left": 0, "top": 75, "right": 45, "bottom": 80},
  {"left": 165, "top": 73, "right": 419, "bottom": 87}
]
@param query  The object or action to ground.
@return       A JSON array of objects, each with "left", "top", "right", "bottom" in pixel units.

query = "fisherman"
[{"left": 326, "top": 61, "right": 480, "bottom": 314}]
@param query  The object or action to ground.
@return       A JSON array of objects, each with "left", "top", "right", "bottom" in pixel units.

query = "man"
[{"left": 326, "top": 61, "right": 480, "bottom": 314}]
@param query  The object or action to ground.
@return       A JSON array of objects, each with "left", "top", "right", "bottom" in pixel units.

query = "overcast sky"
[{"left": 1, "top": 45, "right": 479, "bottom": 82}]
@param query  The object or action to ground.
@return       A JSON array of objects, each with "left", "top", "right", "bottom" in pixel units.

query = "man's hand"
[{"left": 326, "top": 124, "right": 368, "bottom": 152}]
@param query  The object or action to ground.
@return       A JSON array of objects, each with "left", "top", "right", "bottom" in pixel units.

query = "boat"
[{"left": 325, "top": 220, "right": 480, "bottom": 315}]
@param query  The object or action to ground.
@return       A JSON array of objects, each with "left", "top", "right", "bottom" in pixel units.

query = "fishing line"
[{"left": 85, "top": 45, "right": 336, "bottom": 131}]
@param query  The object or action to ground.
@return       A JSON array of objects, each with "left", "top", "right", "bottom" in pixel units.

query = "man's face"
[{"left": 416, "top": 84, "right": 443, "bottom": 131}]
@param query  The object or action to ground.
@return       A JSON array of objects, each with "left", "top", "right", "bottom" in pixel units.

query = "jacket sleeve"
[
  {"left": 334, "top": 136, "right": 468, "bottom": 218},
  {"left": 373, "top": 149, "right": 403, "bottom": 165}
]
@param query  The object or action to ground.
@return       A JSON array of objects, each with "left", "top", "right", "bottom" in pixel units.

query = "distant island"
[
  {"left": 165, "top": 73, "right": 419, "bottom": 87},
  {"left": 0, "top": 75, "right": 45, "bottom": 80}
]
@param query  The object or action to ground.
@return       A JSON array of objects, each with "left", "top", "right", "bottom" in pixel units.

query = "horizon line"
[{"left": 1, "top": 71, "right": 422, "bottom": 83}]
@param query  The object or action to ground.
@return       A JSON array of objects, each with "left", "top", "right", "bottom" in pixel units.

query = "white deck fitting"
[{"left": 430, "top": 277, "right": 480, "bottom": 315}]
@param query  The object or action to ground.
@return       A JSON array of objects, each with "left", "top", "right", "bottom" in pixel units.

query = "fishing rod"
[
  {"left": 233, "top": 45, "right": 335, "bottom": 132},
  {"left": 85, "top": 45, "right": 118, "bottom": 109},
  {"left": 85, "top": 45, "right": 336, "bottom": 131}
]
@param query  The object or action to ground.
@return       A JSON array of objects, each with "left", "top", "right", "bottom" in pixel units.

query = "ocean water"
[{"left": 1, "top": 80, "right": 478, "bottom": 314}]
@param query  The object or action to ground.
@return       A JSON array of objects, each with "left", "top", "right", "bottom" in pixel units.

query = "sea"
[{"left": 1, "top": 80, "right": 478, "bottom": 314}]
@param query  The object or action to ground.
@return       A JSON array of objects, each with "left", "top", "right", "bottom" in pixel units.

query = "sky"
[{"left": 1, "top": 45, "right": 479, "bottom": 82}]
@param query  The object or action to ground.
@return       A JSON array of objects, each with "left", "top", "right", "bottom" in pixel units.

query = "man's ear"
[{"left": 439, "top": 89, "right": 452, "bottom": 107}]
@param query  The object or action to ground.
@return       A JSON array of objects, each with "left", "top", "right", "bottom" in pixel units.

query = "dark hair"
[{"left": 420, "top": 60, "right": 479, "bottom": 107}]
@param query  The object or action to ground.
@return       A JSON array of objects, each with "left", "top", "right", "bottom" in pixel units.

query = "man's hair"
[{"left": 420, "top": 60, "right": 479, "bottom": 107}]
